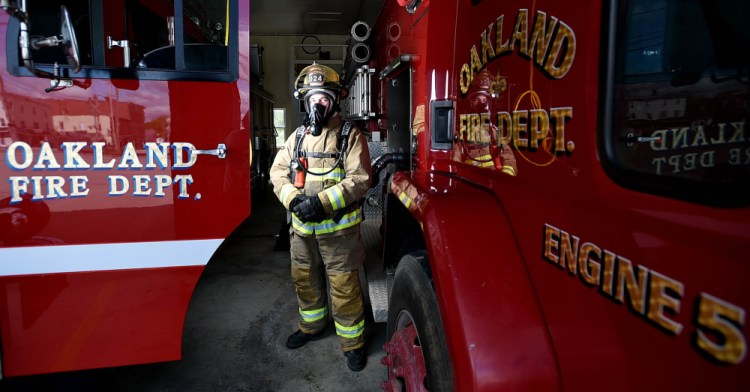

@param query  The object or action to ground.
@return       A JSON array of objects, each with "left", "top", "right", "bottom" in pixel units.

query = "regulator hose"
[{"left": 370, "top": 152, "right": 405, "bottom": 189}]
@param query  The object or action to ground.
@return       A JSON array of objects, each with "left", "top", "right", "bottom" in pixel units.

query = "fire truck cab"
[
  {"left": 348, "top": 0, "right": 750, "bottom": 390},
  {"left": 0, "top": 0, "right": 249, "bottom": 377}
]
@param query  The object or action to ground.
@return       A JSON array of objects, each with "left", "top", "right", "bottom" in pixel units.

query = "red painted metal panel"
[
  {"left": 376, "top": 0, "right": 750, "bottom": 389},
  {"left": 391, "top": 171, "right": 558, "bottom": 391},
  {"left": 0, "top": 0, "right": 251, "bottom": 376},
  {"left": 0, "top": 266, "right": 203, "bottom": 377}
]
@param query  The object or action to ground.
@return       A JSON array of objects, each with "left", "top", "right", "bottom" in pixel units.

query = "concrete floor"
[{"left": 0, "top": 185, "right": 388, "bottom": 391}]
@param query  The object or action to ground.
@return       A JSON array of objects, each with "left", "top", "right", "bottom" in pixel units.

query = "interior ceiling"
[{"left": 250, "top": 0, "right": 384, "bottom": 36}]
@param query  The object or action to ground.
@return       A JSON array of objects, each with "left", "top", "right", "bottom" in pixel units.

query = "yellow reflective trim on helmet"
[
  {"left": 300, "top": 307, "right": 328, "bottom": 322},
  {"left": 335, "top": 320, "right": 365, "bottom": 338}
]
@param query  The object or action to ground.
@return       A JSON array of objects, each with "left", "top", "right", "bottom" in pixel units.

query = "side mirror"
[
  {"left": 60, "top": 6, "right": 80, "bottom": 73},
  {"left": 4, "top": 3, "right": 82, "bottom": 91}
]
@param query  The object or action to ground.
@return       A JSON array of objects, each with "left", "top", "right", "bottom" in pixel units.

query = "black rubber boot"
[
  {"left": 286, "top": 329, "right": 324, "bottom": 349},
  {"left": 344, "top": 348, "right": 367, "bottom": 372}
]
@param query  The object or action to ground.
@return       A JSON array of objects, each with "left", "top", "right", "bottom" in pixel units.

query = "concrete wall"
[{"left": 250, "top": 35, "right": 349, "bottom": 143}]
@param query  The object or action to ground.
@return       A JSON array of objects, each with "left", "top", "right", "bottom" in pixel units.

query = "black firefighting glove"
[
  {"left": 289, "top": 194, "right": 306, "bottom": 211},
  {"left": 291, "top": 195, "right": 326, "bottom": 223}
]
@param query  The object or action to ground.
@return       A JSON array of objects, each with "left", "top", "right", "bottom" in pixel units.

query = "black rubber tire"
[{"left": 387, "top": 252, "right": 454, "bottom": 391}]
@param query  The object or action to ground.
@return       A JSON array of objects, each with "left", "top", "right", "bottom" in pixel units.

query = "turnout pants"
[{"left": 290, "top": 230, "right": 366, "bottom": 352}]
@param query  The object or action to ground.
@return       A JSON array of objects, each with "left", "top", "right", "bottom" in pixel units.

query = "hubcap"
[{"left": 381, "top": 310, "right": 428, "bottom": 391}]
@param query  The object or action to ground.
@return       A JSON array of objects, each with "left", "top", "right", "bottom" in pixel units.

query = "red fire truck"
[
  {"left": 0, "top": 0, "right": 748, "bottom": 390},
  {"left": 350, "top": 0, "right": 749, "bottom": 390},
  {"left": 0, "top": 0, "right": 250, "bottom": 378}
]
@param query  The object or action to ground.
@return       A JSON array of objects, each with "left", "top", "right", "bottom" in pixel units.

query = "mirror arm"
[
  {"left": 18, "top": 17, "right": 37, "bottom": 74},
  {"left": 31, "top": 36, "right": 64, "bottom": 50}
]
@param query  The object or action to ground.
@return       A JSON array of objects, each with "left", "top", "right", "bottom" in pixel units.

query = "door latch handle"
[
  {"left": 107, "top": 36, "right": 130, "bottom": 66},
  {"left": 193, "top": 143, "right": 227, "bottom": 159}
]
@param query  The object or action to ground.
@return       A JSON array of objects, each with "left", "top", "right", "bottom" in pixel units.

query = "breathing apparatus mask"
[{"left": 303, "top": 92, "right": 340, "bottom": 136}]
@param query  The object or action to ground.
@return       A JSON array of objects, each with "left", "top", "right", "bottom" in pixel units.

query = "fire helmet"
[
  {"left": 467, "top": 69, "right": 507, "bottom": 112},
  {"left": 293, "top": 62, "right": 346, "bottom": 115}
]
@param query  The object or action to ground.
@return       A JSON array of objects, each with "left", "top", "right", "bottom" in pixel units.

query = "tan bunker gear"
[{"left": 270, "top": 115, "right": 372, "bottom": 351}]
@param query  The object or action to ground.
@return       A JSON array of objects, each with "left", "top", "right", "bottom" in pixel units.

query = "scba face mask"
[
  {"left": 309, "top": 103, "right": 329, "bottom": 136},
  {"left": 304, "top": 93, "right": 339, "bottom": 136}
]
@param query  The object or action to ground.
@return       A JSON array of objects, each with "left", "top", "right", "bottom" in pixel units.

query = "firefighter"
[
  {"left": 465, "top": 68, "right": 517, "bottom": 175},
  {"left": 269, "top": 63, "right": 372, "bottom": 372}
]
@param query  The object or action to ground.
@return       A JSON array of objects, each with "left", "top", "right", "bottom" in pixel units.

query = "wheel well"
[{"left": 382, "top": 191, "right": 426, "bottom": 270}]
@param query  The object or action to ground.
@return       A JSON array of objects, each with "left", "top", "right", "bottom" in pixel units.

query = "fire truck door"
[{"left": 0, "top": 0, "right": 250, "bottom": 377}]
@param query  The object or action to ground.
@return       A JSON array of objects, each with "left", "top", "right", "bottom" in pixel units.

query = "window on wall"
[{"left": 274, "top": 108, "right": 286, "bottom": 147}]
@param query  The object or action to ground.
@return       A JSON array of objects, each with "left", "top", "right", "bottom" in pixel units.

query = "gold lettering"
[
  {"left": 542, "top": 223, "right": 561, "bottom": 266},
  {"left": 560, "top": 229, "right": 580, "bottom": 275},
  {"left": 513, "top": 110, "right": 529, "bottom": 149},
  {"left": 529, "top": 109, "right": 550, "bottom": 149},
  {"left": 470, "top": 45, "right": 483, "bottom": 77},
  {"left": 529, "top": 11, "right": 558, "bottom": 64},
  {"left": 615, "top": 257, "right": 649, "bottom": 315},
  {"left": 470, "top": 113, "right": 481, "bottom": 142},
  {"left": 495, "top": 14, "right": 510, "bottom": 54},
  {"left": 578, "top": 242, "right": 601, "bottom": 286},
  {"left": 459, "top": 114, "right": 468, "bottom": 140},
  {"left": 460, "top": 63, "right": 472, "bottom": 95},
  {"left": 481, "top": 112, "right": 492, "bottom": 143},
  {"left": 647, "top": 271, "right": 684, "bottom": 334},
  {"left": 543, "top": 20, "right": 576, "bottom": 79},
  {"left": 497, "top": 112, "right": 513, "bottom": 145},
  {"left": 550, "top": 107, "right": 573, "bottom": 153},
  {"left": 509, "top": 9, "right": 529, "bottom": 55},
  {"left": 601, "top": 250, "right": 616, "bottom": 296},
  {"left": 480, "top": 23, "right": 496, "bottom": 65},
  {"left": 695, "top": 293, "right": 747, "bottom": 365}
]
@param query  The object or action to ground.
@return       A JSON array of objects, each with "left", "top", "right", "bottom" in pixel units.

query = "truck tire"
[{"left": 384, "top": 253, "right": 453, "bottom": 392}]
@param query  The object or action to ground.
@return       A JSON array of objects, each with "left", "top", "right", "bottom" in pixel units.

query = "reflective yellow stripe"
[
  {"left": 306, "top": 167, "right": 345, "bottom": 183},
  {"left": 300, "top": 307, "right": 328, "bottom": 322},
  {"left": 281, "top": 184, "right": 299, "bottom": 206},
  {"left": 465, "top": 155, "right": 494, "bottom": 168},
  {"left": 335, "top": 320, "right": 365, "bottom": 338},
  {"left": 502, "top": 165, "right": 516, "bottom": 176},
  {"left": 324, "top": 186, "right": 346, "bottom": 210},
  {"left": 292, "top": 208, "right": 363, "bottom": 235},
  {"left": 398, "top": 191, "right": 412, "bottom": 209}
]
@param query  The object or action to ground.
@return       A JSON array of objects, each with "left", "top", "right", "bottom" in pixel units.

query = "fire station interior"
[
  {"left": 249, "top": 0, "right": 405, "bottom": 324},
  {"left": 249, "top": 0, "right": 398, "bottom": 184}
]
